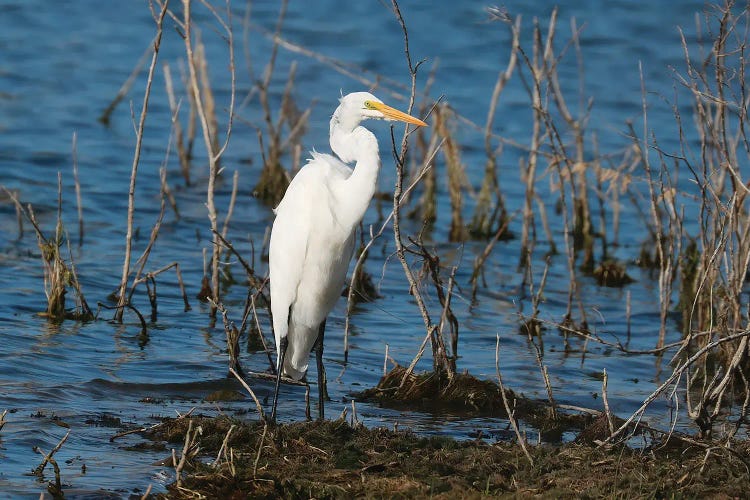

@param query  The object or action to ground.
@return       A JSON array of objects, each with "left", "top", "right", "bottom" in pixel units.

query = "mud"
[{"left": 142, "top": 414, "right": 750, "bottom": 498}]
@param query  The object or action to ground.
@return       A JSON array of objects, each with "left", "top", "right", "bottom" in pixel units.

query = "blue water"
[{"left": 0, "top": 0, "right": 720, "bottom": 496}]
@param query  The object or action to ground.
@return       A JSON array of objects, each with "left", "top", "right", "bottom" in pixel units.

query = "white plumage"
[{"left": 268, "top": 91, "right": 426, "bottom": 420}]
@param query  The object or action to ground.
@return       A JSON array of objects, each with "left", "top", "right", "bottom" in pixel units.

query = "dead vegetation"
[
  {"left": 5, "top": 0, "right": 750, "bottom": 496},
  {"left": 139, "top": 415, "right": 750, "bottom": 499}
]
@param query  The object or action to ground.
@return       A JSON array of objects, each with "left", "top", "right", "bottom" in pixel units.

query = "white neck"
[{"left": 330, "top": 117, "right": 380, "bottom": 230}]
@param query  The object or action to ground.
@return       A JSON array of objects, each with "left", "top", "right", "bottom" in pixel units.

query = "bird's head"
[{"left": 335, "top": 92, "right": 427, "bottom": 130}]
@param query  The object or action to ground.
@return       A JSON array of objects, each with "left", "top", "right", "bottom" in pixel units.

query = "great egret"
[{"left": 268, "top": 91, "right": 427, "bottom": 421}]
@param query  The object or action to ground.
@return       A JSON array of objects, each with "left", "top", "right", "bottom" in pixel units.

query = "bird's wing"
[{"left": 268, "top": 155, "right": 352, "bottom": 347}]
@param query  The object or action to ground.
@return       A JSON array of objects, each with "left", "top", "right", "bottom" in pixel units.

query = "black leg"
[
  {"left": 315, "top": 319, "right": 329, "bottom": 420},
  {"left": 270, "top": 335, "right": 288, "bottom": 423}
]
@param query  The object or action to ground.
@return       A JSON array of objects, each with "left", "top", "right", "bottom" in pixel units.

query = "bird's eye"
[{"left": 363, "top": 101, "right": 376, "bottom": 110}]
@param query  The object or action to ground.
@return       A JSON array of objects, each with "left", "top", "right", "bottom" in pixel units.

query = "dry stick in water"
[
  {"left": 1, "top": 187, "right": 90, "bottom": 319},
  {"left": 115, "top": 1, "right": 169, "bottom": 323},
  {"left": 35, "top": 427, "right": 70, "bottom": 496},
  {"left": 470, "top": 209, "right": 518, "bottom": 300},
  {"left": 140, "top": 484, "right": 152, "bottom": 500},
  {"left": 132, "top": 262, "right": 191, "bottom": 312},
  {"left": 174, "top": 419, "right": 201, "bottom": 488},
  {"left": 212, "top": 230, "right": 264, "bottom": 291},
  {"left": 410, "top": 239, "right": 457, "bottom": 373},
  {"left": 434, "top": 105, "right": 468, "bottom": 242},
  {"left": 248, "top": 289, "right": 275, "bottom": 372},
  {"left": 163, "top": 62, "right": 191, "bottom": 185},
  {"left": 390, "top": 0, "right": 450, "bottom": 376},
  {"left": 221, "top": 170, "right": 240, "bottom": 244},
  {"left": 383, "top": 344, "right": 389, "bottom": 377},
  {"left": 603, "top": 329, "right": 750, "bottom": 445},
  {"left": 399, "top": 326, "right": 438, "bottom": 390},
  {"left": 522, "top": 257, "right": 558, "bottom": 420},
  {"left": 126, "top": 167, "right": 169, "bottom": 308},
  {"left": 602, "top": 368, "right": 614, "bottom": 437},
  {"left": 495, "top": 334, "right": 533, "bottom": 465},
  {"left": 253, "top": 0, "right": 292, "bottom": 206},
  {"left": 211, "top": 230, "right": 274, "bottom": 370},
  {"left": 71, "top": 132, "right": 84, "bottom": 247},
  {"left": 51, "top": 173, "right": 65, "bottom": 319},
  {"left": 64, "top": 229, "right": 93, "bottom": 319},
  {"left": 182, "top": 2, "right": 222, "bottom": 315},
  {"left": 548, "top": 14, "right": 595, "bottom": 270},
  {"left": 211, "top": 299, "right": 243, "bottom": 376},
  {"left": 229, "top": 366, "right": 266, "bottom": 421},
  {"left": 182, "top": 0, "right": 236, "bottom": 316},
  {"left": 537, "top": 81, "right": 588, "bottom": 328},
  {"left": 471, "top": 14, "right": 520, "bottom": 238},
  {"left": 516, "top": 17, "right": 547, "bottom": 269},
  {"left": 436, "top": 265, "right": 458, "bottom": 372},
  {"left": 633, "top": 63, "right": 671, "bottom": 350}
]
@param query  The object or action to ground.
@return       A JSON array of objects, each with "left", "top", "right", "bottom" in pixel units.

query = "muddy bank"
[
  {"left": 141, "top": 415, "right": 749, "bottom": 498},
  {"left": 357, "top": 365, "right": 596, "bottom": 443}
]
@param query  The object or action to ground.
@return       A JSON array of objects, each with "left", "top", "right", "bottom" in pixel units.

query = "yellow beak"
[{"left": 371, "top": 101, "right": 428, "bottom": 127}]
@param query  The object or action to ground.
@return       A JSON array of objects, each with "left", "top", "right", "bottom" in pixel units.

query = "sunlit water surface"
[{"left": 0, "top": 0, "right": 717, "bottom": 496}]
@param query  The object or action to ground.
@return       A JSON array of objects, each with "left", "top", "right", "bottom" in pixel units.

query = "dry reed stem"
[
  {"left": 164, "top": 62, "right": 192, "bottom": 185},
  {"left": 71, "top": 132, "right": 84, "bottom": 247},
  {"left": 390, "top": 0, "right": 455, "bottom": 377},
  {"left": 253, "top": 422, "right": 268, "bottom": 478},
  {"left": 140, "top": 484, "right": 152, "bottom": 500},
  {"left": 251, "top": 292, "right": 272, "bottom": 358},
  {"left": 632, "top": 68, "right": 675, "bottom": 350},
  {"left": 409, "top": 129, "right": 440, "bottom": 225},
  {"left": 601, "top": 368, "right": 614, "bottom": 437},
  {"left": 436, "top": 266, "right": 458, "bottom": 372},
  {"left": 409, "top": 239, "right": 457, "bottom": 374},
  {"left": 174, "top": 419, "right": 201, "bottom": 488},
  {"left": 495, "top": 334, "right": 534, "bottom": 466},
  {"left": 211, "top": 299, "right": 243, "bottom": 376},
  {"left": 434, "top": 105, "right": 468, "bottom": 242},
  {"left": 520, "top": 256, "right": 558, "bottom": 420},
  {"left": 229, "top": 366, "right": 266, "bottom": 421},
  {"left": 133, "top": 262, "right": 191, "bottom": 312},
  {"left": 470, "top": 209, "right": 518, "bottom": 301},
  {"left": 2, "top": 183, "right": 91, "bottom": 320},
  {"left": 546, "top": 14, "right": 596, "bottom": 269},
  {"left": 182, "top": 0, "right": 236, "bottom": 316},
  {"left": 252, "top": 0, "right": 294, "bottom": 206},
  {"left": 470, "top": 14, "right": 520, "bottom": 238},
  {"left": 115, "top": 0, "right": 168, "bottom": 322},
  {"left": 49, "top": 173, "right": 66, "bottom": 319},
  {"left": 604, "top": 329, "right": 750, "bottom": 445},
  {"left": 33, "top": 429, "right": 70, "bottom": 477},
  {"left": 126, "top": 167, "right": 169, "bottom": 307},
  {"left": 63, "top": 230, "right": 93, "bottom": 319}
]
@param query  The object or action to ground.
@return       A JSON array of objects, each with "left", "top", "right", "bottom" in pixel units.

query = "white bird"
[{"left": 268, "top": 91, "right": 427, "bottom": 421}]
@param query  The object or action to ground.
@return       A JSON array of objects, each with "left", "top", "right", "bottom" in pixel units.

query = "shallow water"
[{"left": 0, "top": 0, "right": 720, "bottom": 496}]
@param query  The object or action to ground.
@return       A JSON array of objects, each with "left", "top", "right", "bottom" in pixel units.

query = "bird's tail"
[{"left": 280, "top": 323, "right": 318, "bottom": 381}]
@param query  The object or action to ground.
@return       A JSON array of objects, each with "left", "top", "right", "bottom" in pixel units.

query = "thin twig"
[
  {"left": 229, "top": 366, "right": 266, "bottom": 420},
  {"left": 495, "top": 334, "right": 533, "bottom": 465},
  {"left": 115, "top": 0, "right": 169, "bottom": 322}
]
